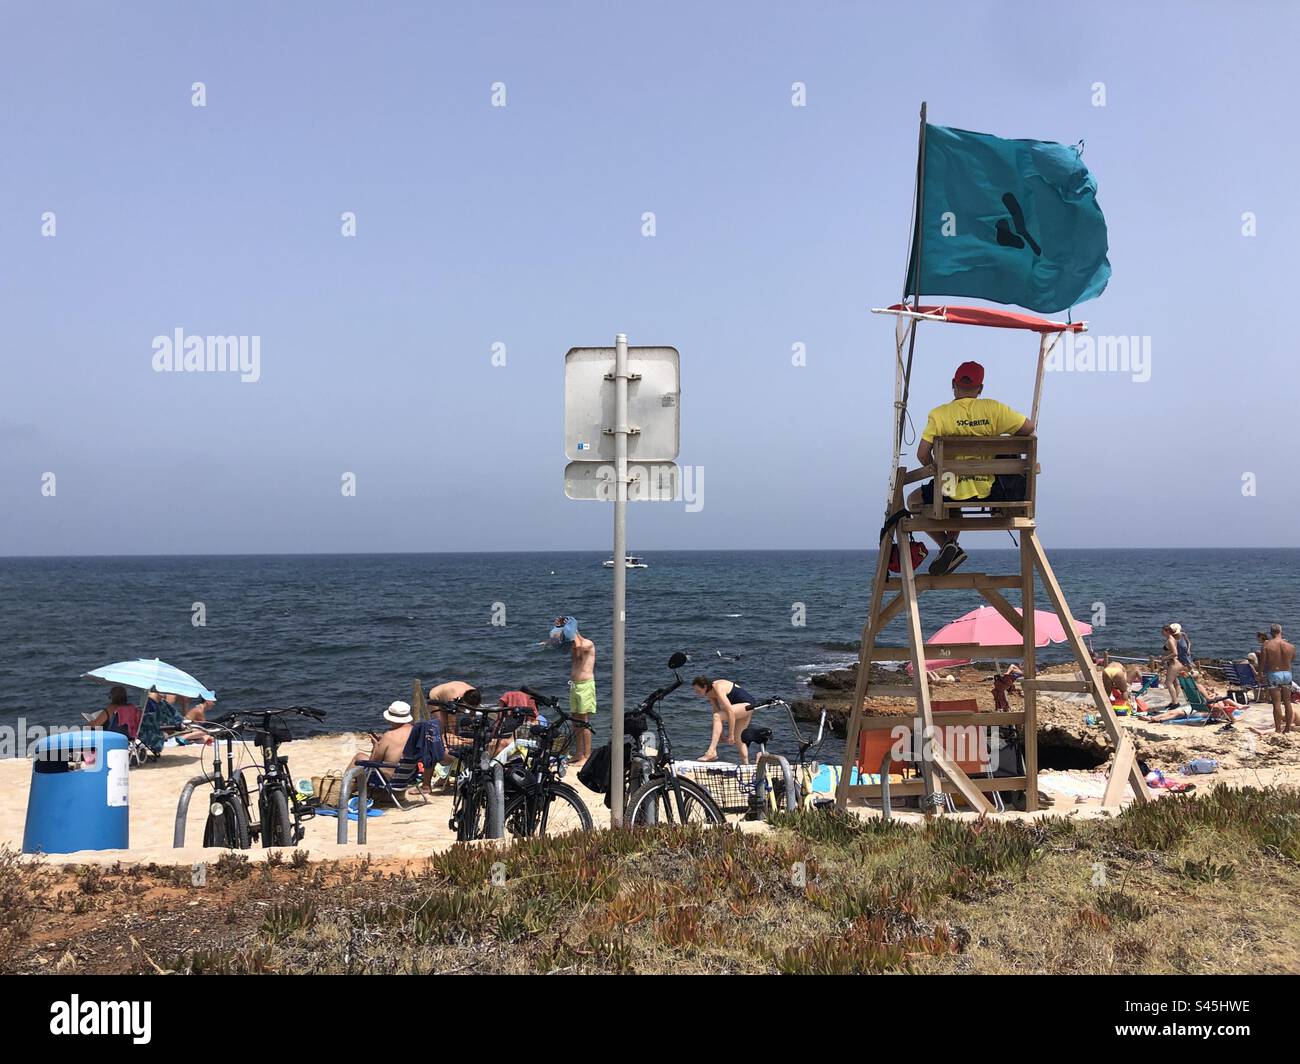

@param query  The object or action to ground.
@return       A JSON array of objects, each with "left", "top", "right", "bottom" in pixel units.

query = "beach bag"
[
  {"left": 888, "top": 539, "right": 929, "bottom": 575},
  {"left": 313, "top": 770, "right": 344, "bottom": 808},
  {"left": 880, "top": 508, "right": 927, "bottom": 574}
]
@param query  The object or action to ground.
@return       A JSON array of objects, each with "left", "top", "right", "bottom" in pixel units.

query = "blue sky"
[{"left": 1, "top": 0, "right": 1295, "bottom": 555}]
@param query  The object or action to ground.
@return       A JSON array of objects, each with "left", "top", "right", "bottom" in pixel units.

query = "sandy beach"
[
  {"left": 0, "top": 731, "right": 617, "bottom": 866},
  {"left": 5, "top": 669, "right": 1296, "bottom": 867}
]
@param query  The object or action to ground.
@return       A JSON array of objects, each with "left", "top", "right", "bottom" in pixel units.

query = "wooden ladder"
[{"left": 834, "top": 494, "right": 1150, "bottom": 814}]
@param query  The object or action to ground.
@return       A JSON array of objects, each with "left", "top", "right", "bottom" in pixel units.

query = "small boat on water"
[{"left": 603, "top": 554, "right": 648, "bottom": 569}]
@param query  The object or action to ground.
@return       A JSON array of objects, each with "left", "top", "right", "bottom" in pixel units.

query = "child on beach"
[{"left": 549, "top": 616, "right": 596, "bottom": 766}]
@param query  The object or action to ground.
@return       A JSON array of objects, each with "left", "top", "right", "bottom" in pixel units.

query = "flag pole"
[{"left": 889, "top": 101, "right": 927, "bottom": 515}]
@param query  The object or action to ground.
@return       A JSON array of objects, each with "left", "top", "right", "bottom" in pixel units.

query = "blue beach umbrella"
[{"left": 82, "top": 658, "right": 216, "bottom": 701}]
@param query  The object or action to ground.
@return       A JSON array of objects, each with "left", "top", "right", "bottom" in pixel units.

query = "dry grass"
[{"left": 4, "top": 786, "right": 1299, "bottom": 974}]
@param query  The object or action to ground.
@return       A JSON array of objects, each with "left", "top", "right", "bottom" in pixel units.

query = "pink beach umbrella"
[{"left": 910, "top": 605, "right": 1093, "bottom": 673}]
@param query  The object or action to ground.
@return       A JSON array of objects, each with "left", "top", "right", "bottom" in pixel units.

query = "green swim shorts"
[{"left": 570, "top": 678, "right": 597, "bottom": 716}]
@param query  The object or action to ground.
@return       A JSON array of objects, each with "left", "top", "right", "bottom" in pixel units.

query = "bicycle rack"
[
  {"left": 487, "top": 761, "right": 505, "bottom": 839},
  {"left": 336, "top": 760, "right": 505, "bottom": 844},
  {"left": 753, "top": 753, "right": 798, "bottom": 814},
  {"left": 172, "top": 774, "right": 217, "bottom": 847},
  {"left": 628, "top": 752, "right": 654, "bottom": 824},
  {"left": 336, "top": 765, "right": 370, "bottom": 844}
]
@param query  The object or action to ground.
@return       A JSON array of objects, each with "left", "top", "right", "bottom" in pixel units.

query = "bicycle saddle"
[{"left": 741, "top": 725, "right": 772, "bottom": 747}]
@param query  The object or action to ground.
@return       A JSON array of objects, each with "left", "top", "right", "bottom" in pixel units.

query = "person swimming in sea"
[{"left": 691, "top": 676, "right": 760, "bottom": 764}]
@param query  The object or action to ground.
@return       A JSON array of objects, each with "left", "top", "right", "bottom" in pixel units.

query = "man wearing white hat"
[{"left": 350, "top": 701, "right": 413, "bottom": 779}]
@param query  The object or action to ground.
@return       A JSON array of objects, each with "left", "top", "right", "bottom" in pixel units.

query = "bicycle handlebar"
[
  {"left": 637, "top": 676, "right": 684, "bottom": 721},
  {"left": 429, "top": 698, "right": 513, "bottom": 714},
  {"left": 209, "top": 705, "right": 326, "bottom": 726},
  {"left": 516, "top": 687, "right": 591, "bottom": 731}
]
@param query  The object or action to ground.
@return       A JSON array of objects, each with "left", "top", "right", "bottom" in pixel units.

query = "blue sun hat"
[{"left": 548, "top": 616, "right": 579, "bottom": 647}]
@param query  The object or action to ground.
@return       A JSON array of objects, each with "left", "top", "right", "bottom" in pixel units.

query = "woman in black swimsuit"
[{"left": 692, "top": 676, "right": 760, "bottom": 764}]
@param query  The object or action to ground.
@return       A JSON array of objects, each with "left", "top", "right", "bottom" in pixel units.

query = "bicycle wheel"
[
  {"left": 261, "top": 788, "right": 294, "bottom": 847},
  {"left": 453, "top": 779, "right": 490, "bottom": 841},
  {"left": 504, "top": 782, "right": 593, "bottom": 838},
  {"left": 203, "top": 793, "right": 252, "bottom": 849},
  {"left": 626, "top": 776, "right": 725, "bottom": 827}
]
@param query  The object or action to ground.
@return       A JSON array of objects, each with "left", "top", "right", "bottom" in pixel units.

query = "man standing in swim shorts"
[
  {"left": 1260, "top": 623, "right": 1296, "bottom": 734},
  {"left": 550, "top": 616, "right": 596, "bottom": 766}
]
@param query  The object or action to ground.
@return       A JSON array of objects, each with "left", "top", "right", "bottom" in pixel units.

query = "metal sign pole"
[{"left": 609, "top": 333, "right": 629, "bottom": 826}]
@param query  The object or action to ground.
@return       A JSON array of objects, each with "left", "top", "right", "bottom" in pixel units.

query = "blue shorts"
[{"left": 1267, "top": 670, "right": 1293, "bottom": 688}]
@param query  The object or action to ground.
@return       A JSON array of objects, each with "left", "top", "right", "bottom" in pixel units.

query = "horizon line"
[{"left": 2, "top": 545, "right": 1298, "bottom": 561}]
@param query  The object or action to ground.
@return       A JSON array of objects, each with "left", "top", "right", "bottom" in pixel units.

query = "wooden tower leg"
[
  {"left": 895, "top": 524, "right": 994, "bottom": 814},
  {"left": 1024, "top": 531, "right": 1151, "bottom": 807},
  {"left": 836, "top": 529, "right": 895, "bottom": 809},
  {"left": 893, "top": 523, "right": 939, "bottom": 806},
  {"left": 1019, "top": 537, "right": 1039, "bottom": 811}
]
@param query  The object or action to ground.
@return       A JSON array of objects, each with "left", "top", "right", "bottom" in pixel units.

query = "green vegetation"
[{"left": 3, "top": 786, "right": 1300, "bottom": 974}]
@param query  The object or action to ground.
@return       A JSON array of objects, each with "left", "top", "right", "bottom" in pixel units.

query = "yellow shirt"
[{"left": 921, "top": 398, "right": 1027, "bottom": 500}]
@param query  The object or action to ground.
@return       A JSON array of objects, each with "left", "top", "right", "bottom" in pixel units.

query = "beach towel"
[
  {"left": 1145, "top": 769, "right": 1196, "bottom": 793},
  {"left": 137, "top": 697, "right": 184, "bottom": 755},
  {"left": 797, "top": 763, "right": 841, "bottom": 808},
  {"left": 494, "top": 690, "right": 538, "bottom": 738},
  {"left": 548, "top": 616, "right": 579, "bottom": 646},
  {"left": 315, "top": 797, "right": 384, "bottom": 821},
  {"left": 407, "top": 719, "right": 445, "bottom": 769},
  {"left": 1164, "top": 709, "right": 1244, "bottom": 725}
]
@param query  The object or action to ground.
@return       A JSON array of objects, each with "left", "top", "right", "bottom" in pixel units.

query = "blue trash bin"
[{"left": 22, "top": 729, "right": 130, "bottom": 854}]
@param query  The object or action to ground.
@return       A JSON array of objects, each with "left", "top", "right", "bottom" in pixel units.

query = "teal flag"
[{"left": 906, "top": 124, "right": 1110, "bottom": 313}]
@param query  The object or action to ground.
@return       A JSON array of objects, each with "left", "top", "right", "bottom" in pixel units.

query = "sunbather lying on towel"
[{"left": 1143, "top": 679, "right": 1237, "bottom": 724}]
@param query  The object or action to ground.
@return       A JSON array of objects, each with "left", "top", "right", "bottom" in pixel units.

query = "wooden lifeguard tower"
[{"left": 835, "top": 109, "right": 1151, "bottom": 816}]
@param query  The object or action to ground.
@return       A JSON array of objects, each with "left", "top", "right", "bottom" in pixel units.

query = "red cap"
[{"left": 953, "top": 361, "right": 985, "bottom": 388}]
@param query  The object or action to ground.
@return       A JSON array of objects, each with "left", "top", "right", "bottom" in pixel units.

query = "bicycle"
[
  {"left": 624, "top": 652, "right": 727, "bottom": 826},
  {"left": 739, "top": 699, "right": 832, "bottom": 816},
  {"left": 188, "top": 717, "right": 253, "bottom": 849},
  {"left": 187, "top": 705, "right": 326, "bottom": 848},
  {"left": 503, "top": 687, "right": 594, "bottom": 836},
  {"left": 436, "top": 697, "right": 515, "bottom": 841}
]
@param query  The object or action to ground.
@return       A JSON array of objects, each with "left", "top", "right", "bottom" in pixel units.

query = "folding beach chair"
[
  {"left": 1177, "top": 675, "right": 1239, "bottom": 725},
  {"left": 1222, "top": 662, "right": 1263, "bottom": 705},
  {"left": 100, "top": 703, "right": 153, "bottom": 768},
  {"left": 354, "top": 720, "right": 443, "bottom": 810},
  {"left": 932, "top": 699, "right": 1007, "bottom": 813},
  {"left": 1131, "top": 673, "right": 1160, "bottom": 700}
]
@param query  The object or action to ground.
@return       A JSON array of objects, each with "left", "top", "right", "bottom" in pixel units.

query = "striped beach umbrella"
[{"left": 82, "top": 658, "right": 216, "bottom": 701}]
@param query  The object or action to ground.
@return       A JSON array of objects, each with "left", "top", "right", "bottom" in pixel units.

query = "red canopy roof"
[{"left": 884, "top": 304, "right": 1086, "bottom": 334}]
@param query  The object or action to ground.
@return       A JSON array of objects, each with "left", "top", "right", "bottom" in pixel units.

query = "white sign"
[
  {"left": 564, "top": 346, "right": 680, "bottom": 463},
  {"left": 564, "top": 461, "right": 681, "bottom": 502}
]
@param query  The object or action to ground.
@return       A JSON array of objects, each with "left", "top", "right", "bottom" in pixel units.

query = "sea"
[{"left": 1, "top": 549, "right": 1296, "bottom": 764}]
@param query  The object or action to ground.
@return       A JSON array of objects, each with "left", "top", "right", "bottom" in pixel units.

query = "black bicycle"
[
  {"left": 437, "top": 698, "right": 515, "bottom": 841},
  {"left": 188, "top": 706, "right": 325, "bottom": 848},
  {"left": 190, "top": 717, "right": 253, "bottom": 849},
  {"left": 506, "top": 687, "right": 594, "bottom": 836},
  {"left": 624, "top": 653, "right": 727, "bottom": 826}
]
